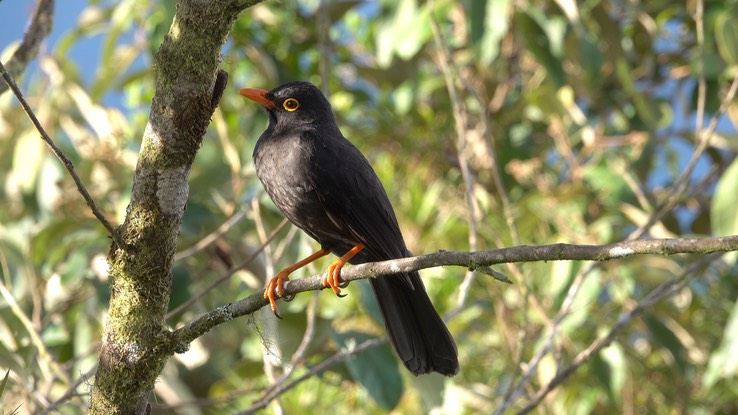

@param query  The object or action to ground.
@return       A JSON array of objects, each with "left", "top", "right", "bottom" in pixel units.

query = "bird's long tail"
[{"left": 369, "top": 272, "right": 459, "bottom": 376}]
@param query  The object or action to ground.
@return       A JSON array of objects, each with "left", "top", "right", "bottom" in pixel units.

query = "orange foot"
[
  {"left": 323, "top": 260, "right": 347, "bottom": 297},
  {"left": 263, "top": 248, "right": 332, "bottom": 318},
  {"left": 264, "top": 270, "right": 291, "bottom": 319},
  {"left": 322, "top": 243, "right": 365, "bottom": 297}
]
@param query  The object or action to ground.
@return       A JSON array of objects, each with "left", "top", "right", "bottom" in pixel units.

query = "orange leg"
[
  {"left": 323, "top": 243, "right": 365, "bottom": 296},
  {"left": 264, "top": 248, "right": 330, "bottom": 318}
]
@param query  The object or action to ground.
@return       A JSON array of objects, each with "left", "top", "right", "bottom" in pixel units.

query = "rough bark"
[{"left": 89, "top": 1, "right": 262, "bottom": 413}]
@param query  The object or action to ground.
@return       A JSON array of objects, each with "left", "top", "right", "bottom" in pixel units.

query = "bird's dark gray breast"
[{"left": 253, "top": 132, "right": 347, "bottom": 246}]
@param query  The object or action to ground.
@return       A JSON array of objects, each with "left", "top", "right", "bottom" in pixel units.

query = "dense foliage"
[{"left": 1, "top": 0, "right": 738, "bottom": 413}]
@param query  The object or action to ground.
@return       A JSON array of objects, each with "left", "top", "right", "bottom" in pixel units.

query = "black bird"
[{"left": 240, "top": 81, "right": 458, "bottom": 376}]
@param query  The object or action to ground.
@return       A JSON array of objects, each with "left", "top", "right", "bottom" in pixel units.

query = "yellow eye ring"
[{"left": 283, "top": 98, "right": 300, "bottom": 111}]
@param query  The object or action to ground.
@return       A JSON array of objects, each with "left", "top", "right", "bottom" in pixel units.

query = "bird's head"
[{"left": 240, "top": 81, "right": 337, "bottom": 132}]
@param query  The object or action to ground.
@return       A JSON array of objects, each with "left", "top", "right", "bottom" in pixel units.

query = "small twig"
[
  {"left": 428, "top": 7, "right": 480, "bottom": 318},
  {"left": 0, "top": 0, "right": 55, "bottom": 95},
  {"left": 0, "top": 280, "right": 69, "bottom": 385},
  {"left": 694, "top": 0, "right": 706, "bottom": 139},
  {"left": 516, "top": 255, "right": 717, "bottom": 414},
  {"left": 174, "top": 209, "right": 246, "bottom": 261},
  {"left": 165, "top": 217, "right": 289, "bottom": 320},
  {"left": 258, "top": 291, "right": 321, "bottom": 401},
  {"left": 0, "top": 60, "right": 128, "bottom": 251},
  {"left": 629, "top": 33, "right": 738, "bottom": 239},
  {"left": 251, "top": 201, "right": 284, "bottom": 414},
  {"left": 37, "top": 366, "right": 98, "bottom": 415},
  {"left": 496, "top": 262, "right": 598, "bottom": 415},
  {"left": 287, "top": 291, "right": 319, "bottom": 368},
  {"left": 316, "top": 0, "right": 331, "bottom": 97}
]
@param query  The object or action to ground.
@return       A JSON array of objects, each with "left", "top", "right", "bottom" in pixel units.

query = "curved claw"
[
  {"left": 283, "top": 294, "right": 296, "bottom": 302},
  {"left": 336, "top": 292, "right": 348, "bottom": 298},
  {"left": 322, "top": 262, "right": 344, "bottom": 296},
  {"left": 264, "top": 271, "right": 290, "bottom": 317},
  {"left": 321, "top": 243, "right": 365, "bottom": 298}
]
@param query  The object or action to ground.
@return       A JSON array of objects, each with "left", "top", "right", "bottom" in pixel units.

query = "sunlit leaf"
[
  {"left": 559, "top": 269, "right": 601, "bottom": 336},
  {"left": 712, "top": 157, "right": 738, "bottom": 264},
  {"left": 11, "top": 130, "right": 46, "bottom": 193},
  {"left": 0, "top": 369, "right": 9, "bottom": 398},
  {"left": 480, "top": 0, "right": 511, "bottom": 65},
  {"left": 715, "top": 8, "right": 738, "bottom": 66},
  {"left": 703, "top": 298, "right": 738, "bottom": 390},
  {"left": 600, "top": 343, "right": 627, "bottom": 404}
]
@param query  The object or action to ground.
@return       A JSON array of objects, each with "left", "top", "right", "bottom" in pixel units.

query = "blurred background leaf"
[{"left": 0, "top": 0, "right": 737, "bottom": 413}]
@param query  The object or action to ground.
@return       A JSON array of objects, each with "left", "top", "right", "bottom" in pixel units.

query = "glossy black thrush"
[{"left": 240, "top": 81, "right": 459, "bottom": 376}]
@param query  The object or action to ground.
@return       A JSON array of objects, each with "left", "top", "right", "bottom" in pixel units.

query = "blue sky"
[
  {"left": 1, "top": 0, "right": 129, "bottom": 107},
  {"left": 2, "top": 1, "right": 92, "bottom": 77}
]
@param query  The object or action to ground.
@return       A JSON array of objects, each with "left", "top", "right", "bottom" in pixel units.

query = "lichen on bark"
[{"left": 89, "top": 1, "right": 263, "bottom": 413}]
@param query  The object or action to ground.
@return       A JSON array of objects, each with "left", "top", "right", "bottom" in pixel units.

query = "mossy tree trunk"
[{"left": 89, "top": 1, "right": 262, "bottom": 413}]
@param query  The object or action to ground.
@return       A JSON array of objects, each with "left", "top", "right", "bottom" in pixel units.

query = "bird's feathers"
[{"left": 248, "top": 81, "right": 459, "bottom": 376}]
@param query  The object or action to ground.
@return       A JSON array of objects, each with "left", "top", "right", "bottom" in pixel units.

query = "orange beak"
[{"left": 239, "top": 87, "right": 277, "bottom": 109}]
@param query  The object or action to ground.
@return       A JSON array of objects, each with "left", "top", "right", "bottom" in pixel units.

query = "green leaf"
[
  {"left": 615, "top": 58, "right": 663, "bottom": 128},
  {"left": 515, "top": 10, "right": 565, "bottom": 86},
  {"left": 599, "top": 342, "right": 627, "bottom": 403},
  {"left": 330, "top": 330, "right": 403, "bottom": 410},
  {"left": 91, "top": 0, "right": 138, "bottom": 100},
  {"left": 416, "top": 180, "right": 443, "bottom": 224},
  {"left": 375, "top": 0, "right": 434, "bottom": 67},
  {"left": 0, "top": 331, "right": 26, "bottom": 377},
  {"left": 559, "top": 269, "right": 601, "bottom": 336},
  {"left": 582, "top": 162, "right": 630, "bottom": 206},
  {"left": 32, "top": 219, "right": 83, "bottom": 264},
  {"left": 11, "top": 130, "right": 46, "bottom": 193},
  {"left": 469, "top": 0, "right": 487, "bottom": 45},
  {"left": 357, "top": 282, "right": 384, "bottom": 327},
  {"left": 591, "top": 353, "right": 615, "bottom": 403},
  {"left": 715, "top": 8, "right": 738, "bottom": 66},
  {"left": 565, "top": 30, "right": 605, "bottom": 92},
  {"left": 703, "top": 298, "right": 738, "bottom": 390},
  {"left": 169, "top": 264, "right": 192, "bottom": 314},
  {"left": 644, "top": 315, "right": 687, "bottom": 373},
  {"left": 411, "top": 372, "right": 447, "bottom": 409},
  {"left": 711, "top": 158, "right": 738, "bottom": 264},
  {"left": 479, "top": 0, "right": 512, "bottom": 65},
  {"left": 0, "top": 369, "right": 9, "bottom": 398},
  {"left": 712, "top": 158, "right": 738, "bottom": 234},
  {"left": 273, "top": 309, "right": 331, "bottom": 358}
]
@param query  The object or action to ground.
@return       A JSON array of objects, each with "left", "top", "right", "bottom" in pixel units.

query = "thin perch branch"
[{"left": 166, "top": 235, "right": 738, "bottom": 351}]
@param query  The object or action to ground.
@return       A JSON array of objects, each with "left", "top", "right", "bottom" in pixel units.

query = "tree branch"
[
  {"left": 166, "top": 235, "right": 738, "bottom": 351},
  {"left": 0, "top": 59, "right": 127, "bottom": 250},
  {"left": 88, "top": 1, "right": 263, "bottom": 413}
]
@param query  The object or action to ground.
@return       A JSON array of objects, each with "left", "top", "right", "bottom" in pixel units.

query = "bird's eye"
[{"left": 283, "top": 98, "right": 300, "bottom": 112}]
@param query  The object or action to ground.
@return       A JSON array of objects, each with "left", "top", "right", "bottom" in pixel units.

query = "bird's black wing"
[
  {"left": 306, "top": 131, "right": 459, "bottom": 375},
  {"left": 305, "top": 131, "right": 410, "bottom": 262}
]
